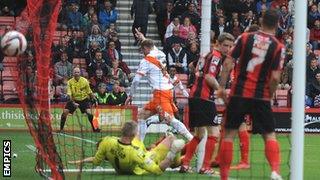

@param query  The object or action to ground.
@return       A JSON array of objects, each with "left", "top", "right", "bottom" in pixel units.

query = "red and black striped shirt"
[
  {"left": 190, "top": 49, "right": 223, "bottom": 100},
  {"left": 230, "top": 31, "right": 285, "bottom": 101}
]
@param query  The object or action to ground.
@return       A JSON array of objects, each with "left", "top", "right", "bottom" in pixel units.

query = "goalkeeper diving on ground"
[{"left": 68, "top": 121, "right": 185, "bottom": 175}]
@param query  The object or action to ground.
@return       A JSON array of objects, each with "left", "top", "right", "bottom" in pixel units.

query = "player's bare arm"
[
  {"left": 219, "top": 56, "right": 234, "bottom": 89},
  {"left": 68, "top": 157, "right": 94, "bottom": 165},
  {"left": 269, "top": 70, "right": 282, "bottom": 97}
]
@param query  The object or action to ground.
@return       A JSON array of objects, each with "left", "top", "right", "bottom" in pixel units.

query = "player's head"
[
  {"left": 121, "top": 121, "right": 138, "bottom": 140},
  {"left": 217, "top": 33, "right": 235, "bottom": 55},
  {"left": 73, "top": 67, "right": 81, "bottom": 80},
  {"left": 140, "top": 39, "right": 154, "bottom": 56},
  {"left": 262, "top": 9, "right": 279, "bottom": 31},
  {"left": 316, "top": 72, "right": 320, "bottom": 82}
]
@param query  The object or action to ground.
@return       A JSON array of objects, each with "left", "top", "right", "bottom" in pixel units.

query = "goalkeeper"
[
  {"left": 59, "top": 67, "right": 100, "bottom": 132},
  {"left": 68, "top": 121, "right": 185, "bottom": 175}
]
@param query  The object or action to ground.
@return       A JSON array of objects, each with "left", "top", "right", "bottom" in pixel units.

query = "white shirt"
[{"left": 135, "top": 47, "right": 173, "bottom": 91}]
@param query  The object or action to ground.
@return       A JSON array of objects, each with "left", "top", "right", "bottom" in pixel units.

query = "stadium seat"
[
  {"left": 0, "top": 16, "right": 15, "bottom": 27},
  {"left": 3, "top": 80, "right": 18, "bottom": 101},
  {"left": 2, "top": 69, "right": 18, "bottom": 81},
  {"left": 3, "top": 57, "right": 17, "bottom": 67},
  {"left": 275, "top": 89, "right": 289, "bottom": 107}
]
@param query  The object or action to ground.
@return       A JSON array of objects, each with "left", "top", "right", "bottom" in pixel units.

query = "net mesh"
[{"left": 15, "top": 0, "right": 64, "bottom": 179}]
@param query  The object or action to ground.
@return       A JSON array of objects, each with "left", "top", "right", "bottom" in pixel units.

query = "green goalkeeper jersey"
[{"left": 93, "top": 136, "right": 163, "bottom": 175}]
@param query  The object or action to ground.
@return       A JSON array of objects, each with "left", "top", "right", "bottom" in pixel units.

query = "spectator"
[
  {"left": 89, "top": 69, "right": 111, "bottom": 92},
  {"left": 108, "top": 32, "right": 122, "bottom": 52},
  {"left": 278, "top": 60, "right": 292, "bottom": 90},
  {"left": 271, "top": 0, "right": 288, "bottom": 9},
  {"left": 0, "top": 5, "right": 14, "bottom": 16},
  {"left": 310, "top": 19, "right": 320, "bottom": 50},
  {"left": 106, "top": 41, "right": 122, "bottom": 64},
  {"left": 282, "top": 26, "right": 294, "bottom": 44},
  {"left": 82, "top": 6, "right": 97, "bottom": 29},
  {"left": 20, "top": 65, "right": 37, "bottom": 104},
  {"left": 288, "top": 0, "right": 294, "bottom": 14},
  {"left": 256, "top": 0, "right": 271, "bottom": 14},
  {"left": 94, "top": 83, "right": 110, "bottom": 105},
  {"left": 84, "top": 14, "right": 102, "bottom": 36},
  {"left": 306, "top": 58, "right": 320, "bottom": 85},
  {"left": 181, "top": 2, "right": 201, "bottom": 31},
  {"left": 88, "top": 50, "right": 111, "bottom": 77},
  {"left": 187, "top": 42, "right": 199, "bottom": 66},
  {"left": 165, "top": 17, "right": 181, "bottom": 39},
  {"left": 99, "top": 1, "right": 118, "bottom": 31},
  {"left": 103, "top": 23, "right": 118, "bottom": 40},
  {"left": 57, "top": 2, "right": 70, "bottom": 30},
  {"left": 241, "top": 11, "right": 256, "bottom": 31},
  {"left": 306, "top": 43, "right": 316, "bottom": 67},
  {"left": 168, "top": 66, "right": 189, "bottom": 99},
  {"left": 67, "top": 3, "right": 83, "bottom": 30},
  {"left": 105, "top": 41, "right": 131, "bottom": 79},
  {"left": 54, "top": 52, "right": 73, "bottom": 86},
  {"left": 155, "top": 1, "right": 175, "bottom": 44},
  {"left": 179, "top": 17, "right": 197, "bottom": 40},
  {"left": 110, "top": 60, "right": 127, "bottom": 87},
  {"left": 52, "top": 35, "right": 73, "bottom": 64},
  {"left": 185, "top": 31, "right": 199, "bottom": 49},
  {"left": 241, "top": 0, "right": 257, "bottom": 14},
  {"left": 54, "top": 78, "right": 69, "bottom": 102},
  {"left": 69, "top": 30, "right": 86, "bottom": 58},
  {"left": 212, "top": 16, "right": 226, "bottom": 39},
  {"left": 307, "top": 72, "right": 320, "bottom": 107},
  {"left": 85, "top": 41, "right": 101, "bottom": 66},
  {"left": 308, "top": 4, "right": 320, "bottom": 28},
  {"left": 131, "top": 0, "right": 153, "bottom": 45},
  {"left": 86, "top": 25, "right": 107, "bottom": 51},
  {"left": 107, "top": 81, "right": 127, "bottom": 105},
  {"left": 227, "top": 18, "right": 243, "bottom": 38},
  {"left": 212, "top": 0, "right": 223, "bottom": 15},
  {"left": 172, "top": 0, "right": 189, "bottom": 17},
  {"left": 278, "top": 5, "right": 293, "bottom": 39},
  {"left": 117, "top": 85, "right": 128, "bottom": 105},
  {"left": 167, "top": 43, "right": 188, "bottom": 74},
  {"left": 165, "top": 27, "right": 185, "bottom": 53}
]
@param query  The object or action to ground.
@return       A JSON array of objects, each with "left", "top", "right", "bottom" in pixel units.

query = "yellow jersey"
[
  {"left": 93, "top": 137, "right": 163, "bottom": 175},
  {"left": 67, "top": 77, "right": 92, "bottom": 101}
]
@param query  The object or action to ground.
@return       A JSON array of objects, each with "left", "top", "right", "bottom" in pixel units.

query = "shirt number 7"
[{"left": 246, "top": 46, "right": 267, "bottom": 72}]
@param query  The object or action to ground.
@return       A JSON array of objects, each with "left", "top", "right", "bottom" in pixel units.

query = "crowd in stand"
[
  {"left": 153, "top": 0, "right": 320, "bottom": 108},
  {"left": 1, "top": 0, "right": 320, "bottom": 108}
]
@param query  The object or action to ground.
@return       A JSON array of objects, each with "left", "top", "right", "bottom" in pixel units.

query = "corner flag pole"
[{"left": 291, "top": 1, "right": 307, "bottom": 180}]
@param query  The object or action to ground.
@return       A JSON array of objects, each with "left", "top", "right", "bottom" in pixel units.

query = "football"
[{"left": 1, "top": 30, "right": 27, "bottom": 56}]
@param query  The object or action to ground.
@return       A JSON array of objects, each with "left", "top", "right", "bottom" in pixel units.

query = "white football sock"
[
  {"left": 138, "top": 120, "right": 147, "bottom": 141},
  {"left": 170, "top": 118, "right": 193, "bottom": 141},
  {"left": 146, "top": 115, "right": 160, "bottom": 126}
]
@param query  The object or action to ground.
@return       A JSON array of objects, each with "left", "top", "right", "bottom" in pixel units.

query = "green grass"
[{"left": 1, "top": 130, "right": 320, "bottom": 180}]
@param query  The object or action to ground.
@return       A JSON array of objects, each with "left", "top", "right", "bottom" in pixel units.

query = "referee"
[{"left": 60, "top": 67, "right": 100, "bottom": 132}]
